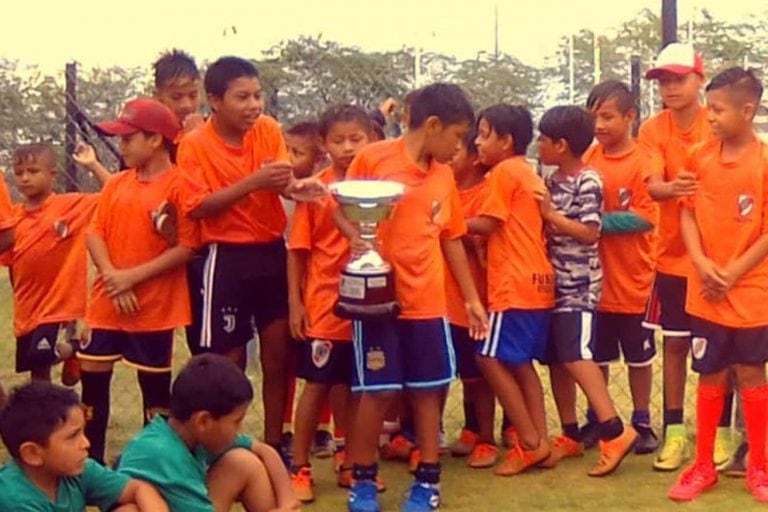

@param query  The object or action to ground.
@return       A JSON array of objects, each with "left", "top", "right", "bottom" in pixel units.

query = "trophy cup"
[{"left": 329, "top": 180, "right": 405, "bottom": 320}]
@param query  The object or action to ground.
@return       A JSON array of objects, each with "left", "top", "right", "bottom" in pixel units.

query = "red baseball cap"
[
  {"left": 645, "top": 43, "right": 705, "bottom": 79},
  {"left": 97, "top": 98, "right": 181, "bottom": 141}
]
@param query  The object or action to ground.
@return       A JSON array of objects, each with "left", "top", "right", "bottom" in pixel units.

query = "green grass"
[{"left": 0, "top": 274, "right": 764, "bottom": 511}]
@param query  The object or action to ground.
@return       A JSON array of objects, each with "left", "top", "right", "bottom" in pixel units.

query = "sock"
[
  {"left": 318, "top": 400, "right": 332, "bottom": 431},
  {"left": 718, "top": 391, "right": 734, "bottom": 427},
  {"left": 695, "top": 383, "right": 727, "bottom": 466},
  {"left": 334, "top": 426, "right": 346, "bottom": 451},
  {"left": 401, "top": 419, "right": 415, "bottom": 441},
  {"left": 664, "top": 408, "right": 684, "bottom": 427},
  {"left": 353, "top": 463, "right": 378, "bottom": 482},
  {"left": 80, "top": 370, "right": 113, "bottom": 464},
  {"left": 631, "top": 410, "right": 651, "bottom": 429},
  {"left": 562, "top": 423, "right": 582, "bottom": 442},
  {"left": 501, "top": 414, "right": 511, "bottom": 433},
  {"left": 598, "top": 417, "right": 624, "bottom": 441},
  {"left": 291, "top": 463, "right": 310, "bottom": 474},
  {"left": 463, "top": 401, "right": 478, "bottom": 433},
  {"left": 137, "top": 371, "right": 171, "bottom": 425},
  {"left": 586, "top": 408, "right": 598, "bottom": 426},
  {"left": 741, "top": 384, "right": 768, "bottom": 471},
  {"left": 414, "top": 462, "right": 441, "bottom": 485}
]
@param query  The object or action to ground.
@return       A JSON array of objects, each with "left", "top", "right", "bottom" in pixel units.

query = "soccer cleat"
[
  {"left": 633, "top": 425, "right": 660, "bottom": 455},
  {"left": 60, "top": 356, "right": 81, "bottom": 387},
  {"left": 539, "top": 435, "right": 584, "bottom": 469},
  {"left": 311, "top": 429, "right": 335, "bottom": 459},
  {"left": 380, "top": 434, "right": 414, "bottom": 461},
  {"left": 724, "top": 442, "right": 749, "bottom": 478},
  {"left": 467, "top": 443, "right": 499, "bottom": 469},
  {"left": 653, "top": 425, "right": 689, "bottom": 471},
  {"left": 450, "top": 429, "right": 479, "bottom": 457},
  {"left": 409, "top": 449, "right": 421, "bottom": 474},
  {"left": 494, "top": 439, "right": 550, "bottom": 476},
  {"left": 588, "top": 424, "right": 637, "bottom": 477},
  {"left": 668, "top": 463, "right": 718, "bottom": 501},
  {"left": 290, "top": 466, "right": 314, "bottom": 503},
  {"left": 337, "top": 467, "right": 386, "bottom": 492},
  {"left": 579, "top": 421, "right": 601, "bottom": 450},
  {"left": 713, "top": 427, "right": 733, "bottom": 471},
  {"left": 402, "top": 482, "right": 440, "bottom": 512},
  {"left": 502, "top": 427, "right": 518, "bottom": 449},
  {"left": 348, "top": 480, "right": 380, "bottom": 512},
  {"left": 746, "top": 465, "right": 768, "bottom": 503}
]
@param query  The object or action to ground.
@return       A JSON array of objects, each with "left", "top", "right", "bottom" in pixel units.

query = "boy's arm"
[
  {"left": 441, "top": 237, "right": 488, "bottom": 340},
  {"left": 680, "top": 207, "right": 727, "bottom": 300},
  {"left": 719, "top": 235, "right": 768, "bottom": 289},
  {"left": 116, "top": 479, "right": 169, "bottom": 512},
  {"left": 0, "top": 228, "right": 13, "bottom": 254},
  {"left": 101, "top": 246, "right": 194, "bottom": 297},
  {"left": 647, "top": 171, "right": 698, "bottom": 201},
  {"left": 250, "top": 441, "right": 300, "bottom": 510},
  {"left": 287, "top": 249, "right": 309, "bottom": 340},
  {"left": 466, "top": 216, "right": 502, "bottom": 237},
  {"left": 73, "top": 142, "right": 111, "bottom": 187},
  {"left": 87, "top": 232, "right": 116, "bottom": 274},
  {"left": 541, "top": 206, "right": 600, "bottom": 245}
]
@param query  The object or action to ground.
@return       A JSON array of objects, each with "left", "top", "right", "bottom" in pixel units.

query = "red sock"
[
  {"left": 334, "top": 426, "right": 346, "bottom": 440},
  {"left": 695, "top": 383, "right": 727, "bottom": 466},
  {"left": 741, "top": 384, "right": 768, "bottom": 470},
  {"left": 318, "top": 399, "right": 332, "bottom": 428}
]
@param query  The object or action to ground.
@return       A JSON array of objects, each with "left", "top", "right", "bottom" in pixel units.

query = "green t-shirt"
[
  {"left": 118, "top": 415, "right": 252, "bottom": 512},
  {"left": 0, "top": 458, "right": 129, "bottom": 511}
]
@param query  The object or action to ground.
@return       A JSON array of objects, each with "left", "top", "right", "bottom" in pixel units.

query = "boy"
[
  {"left": 337, "top": 83, "right": 488, "bottom": 512},
  {"left": 78, "top": 98, "right": 197, "bottom": 464},
  {"left": 538, "top": 105, "right": 637, "bottom": 477},
  {"left": 118, "top": 353, "right": 299, "bottom": 511},
  {"left": 0, "top": 175, "right": 13, "bottom": 405},
  {"left": 583, "top": 81, "right": 660, "bottom": 454},
  {"left": 153, "top": 49, "right": 205, "bottom": 133},
  {"left": 0, "top": 382, "right": 168, "bottom": 511},
  {"left": 468, "top": 104, "right": 554, "bottom": 474},
  {"left": 178, "top": 56, "right": 324, "bottom": 454},
  {"left": 668, "top": 68, "right": 768, "bottom": 502},
  {"left": 285, "top": 121, "right": 325, "bottom": 179},
  {"left": 640, "top": 43, "right": 733, "bottom": 471},
  {"left": 287, "top": 104, "right": 373, "bottom": 502},
  {"left": 4, "top": 144, "right": 109, "bottom": 384}
]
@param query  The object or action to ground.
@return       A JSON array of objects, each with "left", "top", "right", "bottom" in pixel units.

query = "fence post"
[
  {"left": 631, "top": 55, "right": 641, "bottom": 137},
  {"left": 662, "top": 0, "right": 678, "bottom": 47},
  {"left": 65, "top": 62, "right": 78, "bottom": 192}
]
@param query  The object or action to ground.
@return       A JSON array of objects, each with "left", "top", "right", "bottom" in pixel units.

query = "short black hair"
[
  {"left": 13, "top": 143, "right": 56, "bottom": 168},
  {"left": 538, "top": 106, "right": 595, "bottom": 157},
  {"left": 462, "top": 123, "right": 479, "bottom": 157},
  {"left": 478, "top": 104, "right": 533, "bottom": 156},
  {"left": 706, "top": 67, "right": 764, "bottom": 106},
  {"left": 0, "top": 382, "right": 81, "bottom": 459},
  {"left": 204, "top": 56, "right": 259, "bottom": 98},
  {"left": 408, "top": 83, "right": 474, "bottom": 130},
  {"left": 170, "top": 354, "right": 254, "bottom": 421},
  {"left": 318, "top": 104, "right": 373, "bottom": 139},
  {"left": 153, "top": 49, "right": 200, "bottom": 90},
  {"left": 286, "top": 121, "right": 320, "bottom": 139},
  {"left": 586, "top": 80, "right": 637, "bottom": 114}
]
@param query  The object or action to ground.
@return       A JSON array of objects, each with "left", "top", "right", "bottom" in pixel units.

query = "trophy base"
[{"left": 334, "top": 300, "right": 401, "bottom": 320}]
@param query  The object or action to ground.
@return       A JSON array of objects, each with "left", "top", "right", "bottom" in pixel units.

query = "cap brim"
[
  {"left": 645, "top": 64, "right": 697, "bottom": 79},
  {"left": 95, "top": 120, "right": 139, "bottom": 136}
]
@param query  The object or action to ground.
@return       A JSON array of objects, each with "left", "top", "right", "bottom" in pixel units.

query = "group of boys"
[{"left": 0, "top": 40, "right": 767, "bottom": 512}]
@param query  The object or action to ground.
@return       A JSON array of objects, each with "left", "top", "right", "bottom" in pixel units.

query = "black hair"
[
  {"left": 318, "top": 104, "right": 374, "bottom": 139},
  {"left": 462, "top": 123, "right": 479, "bottom": 156},
  {"left": 408, "top": 83, "right": 474, "bottom": 130},
  {"left": 586, "top": 80, "right": 637, "bottom": 114},
  {"left": 170, "top": 354, "right": 254, "bottom": 421},
  {"left": 13, "top": 143, "right": 56, "bottom": 167},
  {"left": 0, "top": 382, "right": 81, "bottom": 459},
  {"left": 538, "top": 106, "right": 595, "bottom": 157},
  {"left": 706, "top": 67, "right": 764, "bottom": 106},
  {"left": 153, "top": 49, "right": 200, "bottom": 90},
  {"left": 140, "top": 131, "right": 178, "bottom": 164},
  {"left": 204, "top": 56, "right": 259, "bottom": 98},
  {"left": 286, "top": 121, "right": 320, "bottom": 139},
  {"left": 478, "top": 104, "right": 533, "bottom": 156}
]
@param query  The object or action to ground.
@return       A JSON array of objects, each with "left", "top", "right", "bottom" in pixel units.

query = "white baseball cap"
[{"left": 645, "top": 43, "right": 705, "bottom": 79}]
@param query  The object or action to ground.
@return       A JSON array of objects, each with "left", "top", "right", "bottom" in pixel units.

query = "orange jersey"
[
  {"left": 178, "top": 116, "right": 290, "bottom": 245},
  {"left": 4, "top": 194, "right": 98, "bottom": 336},
  {"left": 345, "top": 139, "right": 466, "bottom": 320},
  {"left": 638, "top": 107, "right": 712, "bottom": 277},
  {"left": 479, "top": 157, "right": 555, "bottom": 312},
  {"left": 0, "top": 178, "right": 14, "bottom": 230},
  {"left": 445, "top": 178, "right": 489, "bottom": 327},
  {"left": 288, "top": 166, "right": 351, "bottom": 341},
  {"left": 86, "top": 167, "right": 197, "bottom": 331},
  {"left": 584, "top": 143, "right": 659, "bottom": 314},
  {"left": 683, "top": 138, "right": 768, "bottom": 327}
]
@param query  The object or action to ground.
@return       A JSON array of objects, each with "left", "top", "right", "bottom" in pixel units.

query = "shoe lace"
[{"left": 661, "top": 436, "right": 685, "bottom": 457}]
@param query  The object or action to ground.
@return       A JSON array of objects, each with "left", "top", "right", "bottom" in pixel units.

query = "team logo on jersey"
[
  {"left": 311, "top": 339, "right": 333, "bottom": 369},
  {"left": 53, "top": 219, "right": 69, "bottom": 239},
  {"left": 366, "top": 347, "right": 386, "bottom": 371},
  {"left": 738, "top": 194, "right": 754, "bottom": 219},
  {"left": 618, "top": 188, "right": 632, "bottom": 210},
  {"left": 691, "top": 337, "right": 708, "bottom": 360},
  {"left": 222, "top": 307, "right": 238, "bottom": 334}
]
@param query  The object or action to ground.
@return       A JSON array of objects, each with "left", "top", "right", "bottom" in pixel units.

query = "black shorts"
[
  {"left": 690, "top": 317, "right": 768, "bottom": 374},
  {"left": 78, "top": 329, "right": 173, "bottom": 372},
  {"left": 545, "top": 311, "right": 596, "bottom": 364},
  {"left": 193, "top": 241, "right": 289, "bottom": 354},
  {"left": 185, "top": 251, "right": 206, "bottom": 355},
  {"left": 16, "top": 323, "right": 63, "bottom": 373},
  {"left": 296, "top": 339, "right": 353, "bottom": 386},
  {"left": 450, "top": 324, "right": 481, "bottom": 382},
  {"left": 594, "top": 312, "right": 656, "bottom": 366},
  {"left": 643, "top": 273, "right": 691, "bottom": 337}
]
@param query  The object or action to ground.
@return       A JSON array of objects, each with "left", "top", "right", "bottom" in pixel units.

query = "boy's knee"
[
  {"left": 734, "top": 364, "right": 767, "bottom": 388},
  {"left": 664, "top": 339, "right": 690, "bottom": 357}
]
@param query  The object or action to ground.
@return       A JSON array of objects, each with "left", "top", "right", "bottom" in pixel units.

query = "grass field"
[{"left": 0, "top": 274, "right": 765, "bottom": 511}]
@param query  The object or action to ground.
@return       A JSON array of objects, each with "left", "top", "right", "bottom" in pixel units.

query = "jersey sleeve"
[
  {"left": 344, "top": 150, "right": 372, "bottom": 180},
  {"left": 479, "top": 166, "right": 515, "bottom": 222},
  {"left": 679, "top": 148, "right": 700, "bottom": 212},
  {"left": 637, "top": 121, "right": 665, "bottom": 181},
  {"left": 0, "top": 178, "right": 14, "bottom": 231},
  {"left": 577, "top": 171, "right": 603, "bottom": 228},
  {"left": 81, "top": 458, "right": 130, "bottom": 511},
  {"left": 287, "top": 201, "right": 313, "bottom": 251},
  {"left": 441, "top": 179, "right": 468, "bottom": 240}
]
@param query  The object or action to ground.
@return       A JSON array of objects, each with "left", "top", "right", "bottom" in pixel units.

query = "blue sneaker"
[
  {"left": 348, "top": 480, "right": 380, "bottom": 512},
  {"left": 403, "top": 482, "right": 440, "bottom": 512}
]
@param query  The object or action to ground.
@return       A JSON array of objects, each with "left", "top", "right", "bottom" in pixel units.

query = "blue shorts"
[
  {"left": 477, "top": 309, "right": 551, "bottom": 364},
  {"left": 351, "top": 318, "right": 456, "bottom": 392}
]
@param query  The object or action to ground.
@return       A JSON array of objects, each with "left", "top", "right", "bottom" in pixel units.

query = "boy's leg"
[
  {"left": 549, "top": 365, "right": 579, "bottom": 435},
  {"left": 510, "top": 363, "right": 548, "bottom": 441},
  {"left": 17, "top": 323, "right": 63, "bottom": 383},
  {"left": 467, "top": 380, "right": 495, "bottom": 444},
  {"left": 124, "top": 330, "right": 174, "bottom": 425},
  {"left": 184, "top": 251, "right": 206, "bottom": 356},
  {"left": 207, "top": 449, "right": 278, "bottom": 512}
]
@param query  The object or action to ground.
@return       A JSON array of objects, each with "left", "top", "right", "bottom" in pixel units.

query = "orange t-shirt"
[
  {"left": 638, "top": 107, "right": 712, "bottom": 277},
  {"left": 683, "top": 138, "right": 768, "bottom": 328},
  {"left": 0, "top": 178, "right": 14, "bottom": 230},
  {"left": 584, "top": 143, "right": 659, "bottom": 314},
  {"left": 4, "top": 194, "right": 98, "bottom": 336},
  {"left": 178, "top": 116, "right": 290, "bottom": 245},
  {"left": 479, "top": 157, "right": 555, "bottom": 312},
  {"left": 445, "top": 178, "right": 489, "bottom": 327},
  {"left": 86, "top": 167, "right": 197, "bottom": 332},
  {"left": 345, "top": 139, "right": 467, "bottom": 320},
  {"left": 288, "top": 166, "right": 351, "bottom": 341}
]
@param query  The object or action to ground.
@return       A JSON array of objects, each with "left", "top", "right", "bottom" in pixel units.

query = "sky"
[{"left": 2, "top": 0, "right": 765, "bottom": 74}]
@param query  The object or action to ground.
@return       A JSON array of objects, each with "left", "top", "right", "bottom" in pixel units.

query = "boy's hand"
[
  {"left": 350, "top": 235, "right": 374, "bottom": 258},
  {"left": 289, "top": 301, "right": 309, "bottom": 340},
  {"left": 532, "top": 183, "right": 553, "bottom": 220},
  {"left": 670, "top": 169, "right": 698, "bottom": 197},
  {"left": 103, "top": 268, "right": 141, "bottom": 297},
  {"left": 693, "top": 256, "right": 728, "bottom": 300},
  {"left": 112, "top": 290, "right": 140, "bottom": 316},
  {"left": 72, "top": 142, "right": 98, "bottom": 169},
  {"left": 285, "top": 177, "right": 328, "bottom": 203},
  {"left": 152, "top": 200, "right": 178, "bottom": 246},
  {"left": 466, "top": 300, "right": 489, "bottom": 340},
  {"left": 182, "top": 113, "right": 205, "bottom": 132},
  {"left": 248, "top": 163, "right": 294, "bottom": 192}
]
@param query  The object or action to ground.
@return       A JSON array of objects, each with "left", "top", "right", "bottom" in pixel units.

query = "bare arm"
[
  {"left": 647, "top": 171, "right": 698, "bottom": 202},
  {"left": 543, "top": 210, "right": 600, "bottom": 245},
  {"left": 86, "top": 232, "right": 115, "bottom": 273},
  {"left": 101, "top": 246, "right": 194, "bottom": 297},
  {"left": 0, "top": 228, "right": 13, "bottom": 254},
  {"left": 117, "top": 479, "right": 169, "bottom": 512},
  {"left": 724, "top": 234, "right": 768, "bottom": 285},
  {"left": 287, "top": 249, "right": 309, "bottom": 340},
  {"left": 466, "top": 216, "right": 502, "bottom": 237}
]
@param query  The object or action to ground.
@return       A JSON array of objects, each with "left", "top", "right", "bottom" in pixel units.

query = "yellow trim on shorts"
[{"left": 123, "top": 359, "right": 172, "bottom": 373}]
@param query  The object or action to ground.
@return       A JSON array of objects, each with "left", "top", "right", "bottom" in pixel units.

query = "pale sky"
[{"left": 2, "top": 0, "right": 765, "bottom": 74}]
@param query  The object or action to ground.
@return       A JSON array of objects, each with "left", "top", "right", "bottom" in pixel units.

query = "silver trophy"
[{"left": 329, "top": 180, "right": 405, "bottom": 319}]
